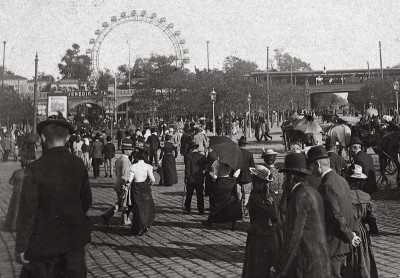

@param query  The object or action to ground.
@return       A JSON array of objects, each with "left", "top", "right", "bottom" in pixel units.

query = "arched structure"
[{"left": 87, "top": 10, "right": 190, "bottom": 86}]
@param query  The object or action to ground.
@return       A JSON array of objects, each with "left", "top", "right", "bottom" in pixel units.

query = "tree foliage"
[
  {"left": 273, "top": 48, "right": 312, "bottom": 71},
  {"left": 0, "top": 87, "right": 33, "bottom": 128},
  {"left": 313, "top": 93, "right": 348, "bottom": 110},
  {"left": 348, "top": 78, "right": 395, "bottom": 110},
  {"left": 58, "top": 44, "right": 91, "bottom": 81}
]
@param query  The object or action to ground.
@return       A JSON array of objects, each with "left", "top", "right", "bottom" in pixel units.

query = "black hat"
[
  {"left": 37, "top": 114, "right": 74, "bottom": 136},
  {"left": 307, "top": 145, "right": 329, "bottom": 163},
  {"left": 106, "top": 136, "right": 112, "bottom": 141},
  {"left": 237, "top": 136, "right": 247, "bottom": 145},
  {"left": 349, "top": 137, "right": 364, "bottom": 146},
  {"left": 279, "top": 153, "right": 312, "bottom": 175},
  {"left": 324, "top": 137, "right": 338, "bottom": 148}
]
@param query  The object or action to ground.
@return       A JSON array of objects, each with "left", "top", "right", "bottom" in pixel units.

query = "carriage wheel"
[{"left": 385, "top": 158, "right": 398, "bottom": 175}]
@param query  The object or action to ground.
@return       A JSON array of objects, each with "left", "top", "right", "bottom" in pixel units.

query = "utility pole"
[
  {"left": 2, "top": 41, "right": 6, "bottom": 90},
  {"left": 379, "top": 41, "right": 383, "bottom": 80},
  {"left": 266, "top": 46, "right": 270, "bottom": 128},
  {"left": 33, "top": 53, "right": 38, "bottom": 133},
  {"left": 206, "top": 41, "right": 210, "bottom": 72},
  {"left": 127, "top": 40, "right": 131, "bottom": 128}
]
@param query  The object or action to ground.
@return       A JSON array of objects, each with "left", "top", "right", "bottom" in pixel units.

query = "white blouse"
[{"left": 129, "top": 160, "right": 155, "bottom": 183}]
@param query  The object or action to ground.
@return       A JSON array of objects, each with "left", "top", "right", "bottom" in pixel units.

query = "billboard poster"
[{"left": 47, "top": 93, "right": 68, "bottom": 118}]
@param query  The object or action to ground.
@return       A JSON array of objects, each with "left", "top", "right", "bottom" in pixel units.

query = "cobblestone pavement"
[{"left": 1, "top": 125, "right": 400, "bottom": 277}]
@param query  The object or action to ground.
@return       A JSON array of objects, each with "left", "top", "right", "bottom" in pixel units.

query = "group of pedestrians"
[
  {"left": 242, "top": 140, "right": 379, "bottom": 278},
  {"left": 3, "top": 112, "right": 383, "bottom": 278}
]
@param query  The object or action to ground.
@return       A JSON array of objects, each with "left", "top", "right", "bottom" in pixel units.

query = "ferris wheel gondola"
[{"left": 88, "top": 10, "right": 190, "bottom": 86}]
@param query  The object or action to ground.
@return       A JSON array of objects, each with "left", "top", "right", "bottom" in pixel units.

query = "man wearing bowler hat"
[
  {"left": 271, "top": 153, "right": 330, "bottom": 278},
  {"left": 15, "top": 114, "right": 92, "bottom": 278},
  {"left": 349, "top": 137, "right": 377, "bottom": 194},
  {"left": 325, "top": 136, "right": 347, "bottom": 175},
  {"left": 307, "top": 145, "right": 361, "bottom": 278}
]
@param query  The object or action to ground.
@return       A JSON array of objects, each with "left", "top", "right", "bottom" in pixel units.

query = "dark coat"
[
  {"left": 16, "top": 146, "right": 92, "bottom": 258},
  {"left": 103, "top": 142, "right": 115, "bottom": 159},
  {"left": 328, "top": 151, "right": 347, "bottom": 175},
  {"left": 185, "top": 151, "right": 206, "bottom": 184},
  {"left": 354, "top": 151, "right": 378, "bottom": 194},
  {"left": 319, "top": 170, "right": 354, "bottom": 257},
  {"left": 275, "top": 182, "right": 331, "bottom": 278},
  {"left": 116, "top": 129, "right": 123, "bottom": 140},
  {"left": 237, "top": 147, "right": 255, "bottom": 184},
  {"left": 146, "top": 134, "right": 160, "bottom": 151}
]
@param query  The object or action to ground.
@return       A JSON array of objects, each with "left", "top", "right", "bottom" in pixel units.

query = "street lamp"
[
  {"left": 210, "top": 88, "right": 216, "bottom": 135},
  {"left": 393, "top": 79, "right": 399, "bottom": 122},
  {"left": 247, "top": 93, "right": 252, "bottom": 137}
]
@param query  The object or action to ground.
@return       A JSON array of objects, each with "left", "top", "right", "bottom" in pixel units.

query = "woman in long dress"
[
  {"left": 242, "top": 165, "right": 283, "bottom": 278},
  {"left": 129, "top": 151, "right": 156, "bottom": 236},
  {"left": 159, "top": 134, "right": 178, "bottom": 186},
  {"left": 343, "top": 164, "right": 378, "bottom": 278},
  {"left": 4, "top": 164, "right": 25, "bottom": 232},
  {"left": 202, "top": 161, "right": 242, "bottom": 230}
]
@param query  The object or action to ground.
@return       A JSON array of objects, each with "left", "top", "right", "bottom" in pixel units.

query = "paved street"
[{"left": 1, "top": 125, "right": 400, "bottom": 277}]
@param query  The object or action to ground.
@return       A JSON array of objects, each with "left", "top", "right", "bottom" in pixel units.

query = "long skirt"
[
  {"left": 131, "top": 181, "right": 155, "bottom": 235},
  {"left": 161, "top": 154, "right": 178, "bottom": 186},
  {"left": 4, "top": 190, "right": 21, "bottom": 232},
  {"left": 346, "top": 221, "right": 378, "bottom": 278},
  {"left": 82, "top": 152, "right": 90, "bottom": 169},
  {"left": 242, "top": 232, "right": 280, "bottom": 278}
]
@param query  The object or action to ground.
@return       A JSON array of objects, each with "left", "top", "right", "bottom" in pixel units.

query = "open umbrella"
[
  {"left": 208, "top": 136, "right": 243, "bottom": 170},
  {"left": 293, "top": 115, "right": 323, "bottom": 135}
]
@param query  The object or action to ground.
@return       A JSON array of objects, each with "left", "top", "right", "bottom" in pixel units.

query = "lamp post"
[
  {"left": 33, "top": 53, "right": 38, "bottom": 133},
  {"left": 2, "top": 41, "right": 6, "bottom": 90},
  {"left": 247, "top": 93, "right": 252, "bottom": 138},
  {"left": 206, "top": 41, "right": 210, "bottom": 72},
  {"left": 210, "top": 88, "right": 216, "bottom": 135},
  {"left": 393, "top": 79, "right": 399, "bottom": 123}
]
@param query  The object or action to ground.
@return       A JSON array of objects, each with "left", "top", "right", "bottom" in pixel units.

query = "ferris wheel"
[{"left": 86, "top": 10, "right": 190, "bottom": 86}]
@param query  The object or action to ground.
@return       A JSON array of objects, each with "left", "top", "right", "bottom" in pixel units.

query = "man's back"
[
  {"left": 146, "top": 134, "right": 160, "bottom": 151},
  {"left": 16, "top": 146, "right": 92, "bottom": 258},
  {"left": 328, "top": 151, "right": 346, "bottom": 175},
  {"left": 237, "top": 148, "right": 255, "bottom": 184},
  {"left": 185, "top": 152, "right": 206, "bottom": 184},
  {"left": 276, "top": 183, "right": 330, "bottom": 277},
  {"left": 319, "top": 170, "right": 354, "bottom": 257}
]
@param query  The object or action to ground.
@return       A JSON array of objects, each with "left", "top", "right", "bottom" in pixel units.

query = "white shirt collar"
[
  {"left": 291, "top": 182, "right": 301, "bottom": 192},
  {"left": 321, "top": 169, "right": 332, "bottom": 178}
]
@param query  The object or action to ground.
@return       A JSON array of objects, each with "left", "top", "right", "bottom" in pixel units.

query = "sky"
[{"left": 1, "top": 0, "right": 400, "bottom": 80}]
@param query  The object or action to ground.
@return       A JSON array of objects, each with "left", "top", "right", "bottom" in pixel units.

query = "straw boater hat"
[
  {"left": 122, "top": 142, "right": 134, "bottom": 150},
  {"left": 344, "top": 164, "right": 367, "bottom": 179},
  {"left": 279, "top": 153, "right": 312, "bottom": 175},
  {"left": 250, "top": 165, "right": 273, "bottom": 182},
  {"left": 261, "top": 149, "right": 278, "bottom": 159},
  {"left": 37, "top": 114, "right": 74, "bottom": 136}
]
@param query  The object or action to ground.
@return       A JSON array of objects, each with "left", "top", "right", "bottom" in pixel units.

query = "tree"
[
  {"left": 58, "top": 44, "right": 91, "bottom": 81},
  {"left": 0, "top": 87, "right": 33, "bottom": 128},
  {"left": 0, "top": 66, "right": 14, "bottom": 77},
  {"left": 313, "top": 93, "right": 348, "bottom": 110},
  {"left": 348, "top": 78, "right": 395, "bottom": 111},
  {"left": 273, "top": 48, "right": 312, "bottom": 71},
  {"left": 97, "top": 70, "right": 114, "bottom": 91},
  {"left": 223, "top": 56, "right": 258, "bottom": 78}
]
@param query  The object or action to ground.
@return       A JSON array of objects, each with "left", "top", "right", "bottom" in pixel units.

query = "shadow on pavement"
[
  {"left": 372, "top": 188, "right": 400, "bottom": 200},
  {"left": 91, "top": 241, "right": 244, "bottom": 263}
]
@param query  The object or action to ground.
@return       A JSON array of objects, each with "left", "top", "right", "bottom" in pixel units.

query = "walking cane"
[{"left": 181, "top": 182, "right": 186, "bottom": 220}]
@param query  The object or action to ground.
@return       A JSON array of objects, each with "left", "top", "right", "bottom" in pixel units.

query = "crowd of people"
[{"left": 2, "top": 110, "right": 383, "bottom": 278}]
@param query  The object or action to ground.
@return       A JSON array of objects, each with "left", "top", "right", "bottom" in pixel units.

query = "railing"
[{"left": 308, "top": 83, "right": 363, "bottom": 93}]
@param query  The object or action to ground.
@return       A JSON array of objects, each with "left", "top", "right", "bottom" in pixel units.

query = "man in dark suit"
[
  {"left": 349, "top": 137, "right": 378, "bottom": 194},
  {"left": 307, "top": 145, "right": 360, "bottom": 278},
  {"left": 184, "top": 142, "right": 207, "bottom": 214},
  {"left": 16, "top": 116, "right": 92, "bottom": 277},
  {"left": 236, "top": 136, "right": 255, "bottom": 216},
  {"left": 325, "top": 136, "right": 347, "bottom": 175},
  {"left": 146, "top": 128, "right": 160, "bottom": 166},
  {"left": 271, "top": 153, "right": 330, "bottom": 278},
  {"left": 116, "top": 128, "right": 123, "bottom": 150}
]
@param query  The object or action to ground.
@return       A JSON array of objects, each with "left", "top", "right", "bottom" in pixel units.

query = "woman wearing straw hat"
[
  {"left": 242, "top": 165, "right": 283, "bottom": 278},
  {"left": 342, "top": 164, "right": 378, "bottom": 278}
]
